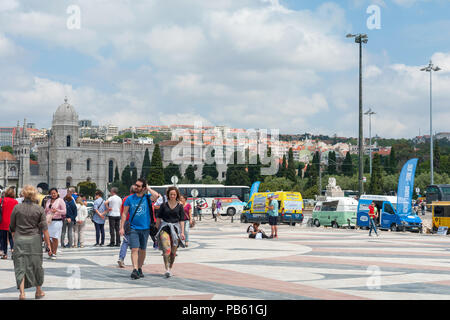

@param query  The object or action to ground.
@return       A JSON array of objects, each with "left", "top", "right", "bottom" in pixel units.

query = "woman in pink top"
[
  {"left": 45, "top": 188, "right": 66, "bottom": 259},
  {"left": 179, "top": 195, "right": 193, "bottom": 247}
]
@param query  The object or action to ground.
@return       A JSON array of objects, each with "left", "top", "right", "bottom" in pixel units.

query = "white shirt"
[
  {"left": 106, "top": 194, "right": 122, "bottom": 217},
  {"left": 76, "top": 204, "right": 88, "bottom": 222}
]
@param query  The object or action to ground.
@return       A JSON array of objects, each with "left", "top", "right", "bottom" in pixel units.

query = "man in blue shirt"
[
  {"left": 267, "top": 194, "right": 279, "bottom": 239},
  {"left": 120, "top": 178, "right": 160, "bottom": 280}
]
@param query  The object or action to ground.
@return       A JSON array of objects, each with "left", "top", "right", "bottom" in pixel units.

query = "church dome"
[{"left": 52, "top": 97, "right": 79, "bottom": 125}]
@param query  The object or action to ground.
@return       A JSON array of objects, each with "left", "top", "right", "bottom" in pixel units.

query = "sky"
[{"left": 0, "top": 0, "right": 449, "bottom": 139}]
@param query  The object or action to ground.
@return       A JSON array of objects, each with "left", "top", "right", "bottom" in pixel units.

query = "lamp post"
[
  {"left": 420, "top": 60, "right": 441, "bottom": 185},
  {"left": 364, "top": 108, "right": 376, "bottom": 175},
  {"left": 47, "top": 129, "right": 52, "bottom": 188},
  {"left": 346, "top": 33, "right": 368, "bottom": 197}
]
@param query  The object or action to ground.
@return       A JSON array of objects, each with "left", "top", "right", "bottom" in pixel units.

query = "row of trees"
[{"left": 75, "top": 138, "right": 449, "bottom": 198}]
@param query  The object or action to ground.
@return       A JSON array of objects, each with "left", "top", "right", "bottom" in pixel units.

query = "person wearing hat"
[{"left": 267, "top": 194, "right": 279, "bottom": 239}]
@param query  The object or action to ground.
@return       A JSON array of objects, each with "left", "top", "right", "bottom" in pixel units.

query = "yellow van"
[
  {"left": 240, "top": 191, "right": 304, "bottom": 225},
  {"left": 432, "top": 201, "right": 450, "bottom": 233}
]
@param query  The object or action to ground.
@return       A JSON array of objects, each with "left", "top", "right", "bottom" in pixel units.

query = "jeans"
[
  {"left": 73, "top": 222, "right": 86, "bottom": 246},
  {"left": 61, "top": 219, "right": 74, "bottom": 247},
  {"left": 0, "top": 230, "right": 13, "bottom": 255},
  {"left": 369, "top": 217, "right": 378, "bottom": 236},
  {"left": 184, "top": 220, "right": 190, "bottom": 242},
  {"left": 119, "top": 235, "right": 129, "bottom": 261},
  {"left": 108, "top": 216, "right": 121, "bottom": 245},
  {"left": 94, "top": 222, "right": 105, "bottom": 245}
]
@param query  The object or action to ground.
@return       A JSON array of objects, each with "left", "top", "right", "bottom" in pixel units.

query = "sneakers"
[
  {"left": 50, "top": 254, "right": 56, "bottom": 260},
  {"left": 107, "top": 243, "right": 115, "bottom": 247},
  {"left": 117, "top": 260, "right": 125, "bottom": 268},
  {"left": 131, "top": 269, "right": 140, "bottom": 280},
  {"left": 138, "top": 268, "right": 144, "bottom": 278},
  {"left": 164, "top": 270, "right": 172, "bottom": 278}
]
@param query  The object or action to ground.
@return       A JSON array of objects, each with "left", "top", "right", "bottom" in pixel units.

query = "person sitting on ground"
[{"left": 247, "top": 222, "right": 269, "bottom": 239}]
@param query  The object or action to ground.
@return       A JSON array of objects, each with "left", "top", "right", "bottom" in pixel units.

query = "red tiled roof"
[{"left": 0, "top": 152, "right": 16, "bottom": 161}]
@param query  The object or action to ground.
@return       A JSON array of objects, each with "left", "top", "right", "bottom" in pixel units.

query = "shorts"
[
  {"left": 268, "top": 216, "right": 278, "bottom": 226},
  {"left": 129, "top": 229, "right": 150, "bottom": 250}
]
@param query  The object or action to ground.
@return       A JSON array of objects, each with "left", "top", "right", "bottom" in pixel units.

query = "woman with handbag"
[
  {"left": 0, "top": 188, "right": 18, "bottom": 259},
  {"left": 179, "top": 195, "right": 193, "bottom": 247},
  {"left": 92, "top": 190, "right": 107, "bottom": 247},
  {"left": 45, "top": 188, "right": 66, "bottom": 260},
  {"left": 155, "top": 186, "right": 185, "bottom": 278}
]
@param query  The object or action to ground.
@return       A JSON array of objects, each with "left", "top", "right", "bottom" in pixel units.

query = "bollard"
[{"left": 231, "top": 215, "right": 234, "bottom": 223}]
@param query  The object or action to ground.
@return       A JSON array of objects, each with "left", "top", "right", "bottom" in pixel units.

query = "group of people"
[
  {"left": 0, "top": 178, "right": 198, "bottom": 299},
  {"left": 246, "top": 194, "right": 279, "bottom": 239}
]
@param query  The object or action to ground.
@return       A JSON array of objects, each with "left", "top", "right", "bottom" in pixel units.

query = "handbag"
[
  {"left": 146, "top": 195, "right": 158, "bottom": 238},
  {"left": 124, "top": 196, "right": 144, "bottom": 235}
]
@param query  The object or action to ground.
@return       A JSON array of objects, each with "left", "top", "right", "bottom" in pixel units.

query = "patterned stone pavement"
[{"left": 1, "top": 213, "right": 450, "bottom": 300}]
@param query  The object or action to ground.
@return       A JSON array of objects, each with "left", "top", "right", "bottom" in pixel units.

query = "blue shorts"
[
  {"left": 129, "top": 229, "right": 150, "bottom": 250},
  {"left": 268, "top": 216, "right": 278, "bottom": 226}
]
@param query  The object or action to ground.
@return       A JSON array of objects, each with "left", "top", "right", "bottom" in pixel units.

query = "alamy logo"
[
  {"left": 67, "top": 5, "right": 81, "bottom": 30},
  {"left": 367, "top": 5, "right": 381, "bottom": 30}
]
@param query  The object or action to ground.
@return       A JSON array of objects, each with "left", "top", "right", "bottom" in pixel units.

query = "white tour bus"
[{"left": 149, "top": 184, "right": 250, "bottom": 216}]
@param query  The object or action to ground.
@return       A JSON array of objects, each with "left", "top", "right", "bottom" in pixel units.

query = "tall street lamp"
[
  {"left": 346, "top": 33, "right": 368, "bottom": 197},
  {"left": 420, "top": 60, "right": 441, "bottom": 185},
  {"left": 364, "top": 108, "right": 376, "bottom": 175}
]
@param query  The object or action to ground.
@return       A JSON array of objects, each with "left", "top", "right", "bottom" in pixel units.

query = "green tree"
[
  {"left": 1, "top": 145, "right": 13, "bottom": 154},
  {"left": 164, "top": 163, "right": 182, "bottom": 184},
  {"left": 327, "top": 151, "right": 337, "bottom": 175},
  {"left": 368, "top": 153, "right": 383, "bottom": 194},
  {"left": 389, "top": 146, "right": 399, "bottom": 174},
  {"left": 121, "top": 165, "right": 132, "bottom": 189},
  {"left": 77, "top": 181, "right": 97, "bottom": 198},
  {"left": 141, "top": 148, "right": 151, "bottom": 179},
  {"left": 148, "top": 144, "right": 165, "bottom": 185},
  {"left": 114, "top": 166, "right": 120, "bottom": 182},
  {"left": 434, "top": 140, "right": 441, "bottom": 173},
  {"left": 286, "top": 148, "right": 297, "bottom": 182},
  {"left": 342, "top": 152, "right": 353, "bottom": 177},
  {"left": 185, "top": 165, "right": 196, "bottom": 183},
  {"left": 225, "top": 151, "right": 250, "bottom": 186},
  {"left": 248, "top": 154, "right": 262, "bottom": 184},
  {"left": 277, "top": 155, "right": 287, "bottom": 177}
]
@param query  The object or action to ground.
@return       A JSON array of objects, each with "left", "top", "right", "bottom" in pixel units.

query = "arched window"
[
  {"left": 108, "top": 160, "right": 114, "bottom": 183},
  {"left": 130, "top": 161, "right": 135, "bottom": 168},
  {"left": 9, "top": 166, "right": 17, "bottom": 177},
  {"left": 87, "top": 159, "right": 91, "bottom": 171},
  {"left": 67, "top": 135, "right": 71, "bottom": 147},
  {"left": 66, "top": 159, "right": 72, "bottom": 171}
]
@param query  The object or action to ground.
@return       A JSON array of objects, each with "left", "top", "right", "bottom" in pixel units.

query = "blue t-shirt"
[
  {"left": 124, "top": 194, "right": 151, "bottom": 230},
  {"left": 267, "top": 199, "right": 279, "bottom": 217}
]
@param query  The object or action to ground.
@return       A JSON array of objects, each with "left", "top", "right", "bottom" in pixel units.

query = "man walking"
[
  {"left": 368, "top": 201, "right": 379, "bottom": 237},
  {"left": 267, "top": 194, "right": 279, "bottom": 239},
  {"left": 119, "top": 179, "right": 160, "bottom": 279},
  {"left": 105, "top": 187, "right": 122, "bottom": 247}
]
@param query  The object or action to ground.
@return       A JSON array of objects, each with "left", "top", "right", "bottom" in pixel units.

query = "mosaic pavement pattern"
[{"left": 1, "top": 213, "right": 449, "bottom": 300}]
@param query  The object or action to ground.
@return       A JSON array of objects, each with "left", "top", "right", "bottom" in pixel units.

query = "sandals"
[
  {"left": 35, "top": 292, "right": 45, "bottom": 299},
  {"left": 1, "top": 255, "right": 7, "bottom": 260}
]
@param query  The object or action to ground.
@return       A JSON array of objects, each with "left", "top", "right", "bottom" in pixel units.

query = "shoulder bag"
[
  {"left": 146, "top": 195, "right": 158, "bottom": 238},
  {"left": 124, "top": 196, "right": 144, "bottom": 235}
]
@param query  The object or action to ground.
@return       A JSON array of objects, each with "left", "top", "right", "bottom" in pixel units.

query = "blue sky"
[{"left": 0, "top": 0, "right": 449, "bottom": 139}]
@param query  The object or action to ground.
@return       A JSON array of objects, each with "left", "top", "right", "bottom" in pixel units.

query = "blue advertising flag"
[
  {"left": 250, "top": 181, "right": 261, "bottom": 199},
  {"left": 396, "top": 158, "right": 418, "bottom": 215}
]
